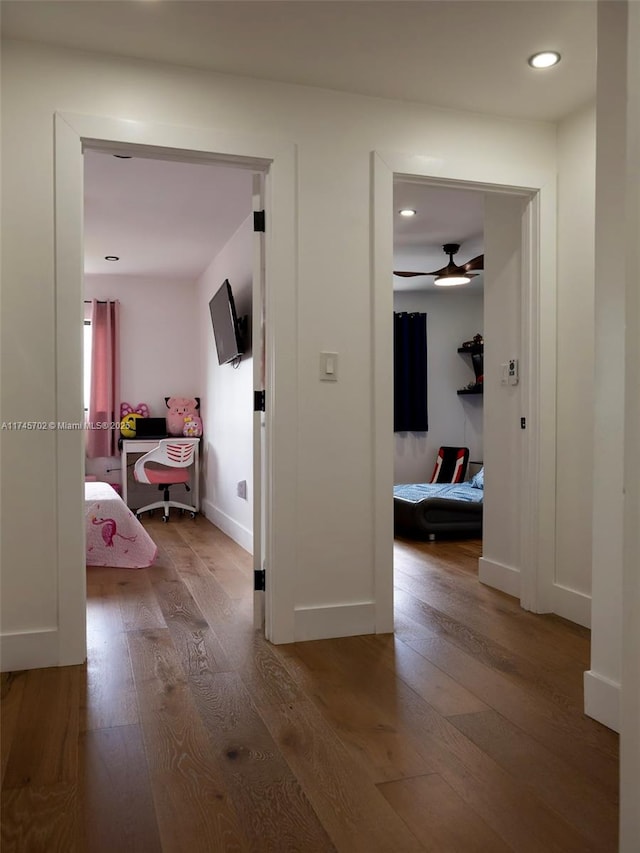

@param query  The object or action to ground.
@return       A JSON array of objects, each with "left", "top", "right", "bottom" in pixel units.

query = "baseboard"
[
  {"left": 553, "top": 583, "right": 592, "bottom": 628},
  {"left": 1, "top": 629, "right": 59, "bottom": 672},
  {"left": 202, "top": 499, "right": 252, "bottom": 554},
  {"left": 584, "top": 669, "right": 620, "bottom": 732},
  {"left": 294, "top": 601, "right": 376, "bottom": 642},
  {"left": 478, "top": 557, "right": 520, "bottom": 598}
]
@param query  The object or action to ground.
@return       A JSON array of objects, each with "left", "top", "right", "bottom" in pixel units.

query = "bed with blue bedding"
[{"left": 394, "top": 471, "right": 484, "bottom": 539}]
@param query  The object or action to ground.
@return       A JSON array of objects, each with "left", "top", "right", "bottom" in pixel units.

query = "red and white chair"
[
  {"left": 133, "top": 438, "right": 198, "bottom": 522},
  {"left": 428, "top": 446, "right": 469, "bottom": 484}
]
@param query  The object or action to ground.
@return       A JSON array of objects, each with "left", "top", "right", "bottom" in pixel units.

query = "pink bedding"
[{"left": 85, "top": 481, "right": 158, "bottom": 569}]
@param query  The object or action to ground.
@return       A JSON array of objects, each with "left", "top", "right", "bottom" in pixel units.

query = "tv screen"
[{"left": 209, "top": 279, "right": 244, "bottom": 365}]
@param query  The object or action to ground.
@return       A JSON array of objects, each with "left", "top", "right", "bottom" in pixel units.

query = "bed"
[
  {"left": 85, "top": 481, "right": 158, "bottom": 568},
  {"left": 393, "top": 472, "right": 484, "bottom": 539}
]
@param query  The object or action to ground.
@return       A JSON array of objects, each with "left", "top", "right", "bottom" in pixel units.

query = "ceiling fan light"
[{"left": 434, "top": 274, "right": 471, "bottom": 287}]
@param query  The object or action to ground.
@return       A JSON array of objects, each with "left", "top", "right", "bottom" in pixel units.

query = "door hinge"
[
  {"left": 520, "top": 417, "right": 526, "bottom": 429},
  {"left": 254, "top": 569, "right": 266, "bottom": 591},
  {"left": 253, "top": 210, "right": 266, "bottom": 232},
  {"left": 254, "top": 390, "right": 265, "bottom": 412}
]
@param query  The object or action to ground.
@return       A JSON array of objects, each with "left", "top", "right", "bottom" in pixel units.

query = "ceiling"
[
  {"left": 393, "top": 182, "right": 484, "bottom": 292},
  {"left": 5, "top": 0, "right": 591, "bottom": 284},
  {"left": 84, "top": 150, "right": 253, "bottom": 278},
  {"left": 1, "top": 1, "right": 596, "bottom": 123}
]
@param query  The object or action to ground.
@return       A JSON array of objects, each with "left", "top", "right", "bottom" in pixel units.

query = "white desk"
[{"left": 121, "top": 438, "right": 200, "bottom": 512}]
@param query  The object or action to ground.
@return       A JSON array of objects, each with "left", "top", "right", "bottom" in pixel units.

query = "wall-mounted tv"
[{"left": 209, "top": 279, "right": 244, "bottom": 365}]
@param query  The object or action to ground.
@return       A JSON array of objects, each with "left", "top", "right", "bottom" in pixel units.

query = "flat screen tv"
[{"left": 209, "top": 279, "right": 244, "bottom": 365}]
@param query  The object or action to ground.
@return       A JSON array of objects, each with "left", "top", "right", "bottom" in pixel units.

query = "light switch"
[{"left": 320, "top": 351, "right": 338, "bottom": 381}]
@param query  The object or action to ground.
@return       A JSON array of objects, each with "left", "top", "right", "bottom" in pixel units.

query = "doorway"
[
  {"left": 371, "top": 151, "right": 558, "bottom": 632},
  {"left": 54, "top": 112, "right": 297, "bottom": 664}
]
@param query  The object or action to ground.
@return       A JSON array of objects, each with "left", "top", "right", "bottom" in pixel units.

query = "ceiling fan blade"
[
  {"left": 462, "top": 254, "right": 484, "bottom": 272},
  {"left": 394, "top": 268, "right": 479, "bottom": 279},
  {"left": 393, "top": 266, "right": 447, "bottom": 277}
]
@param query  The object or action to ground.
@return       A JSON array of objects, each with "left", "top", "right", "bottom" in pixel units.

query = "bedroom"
[
  {"left": 82, "top": 148, "right": 257, "bottom": 569},
  {"left": 392, "top": 182, "right": 484, "bottom": 546}
]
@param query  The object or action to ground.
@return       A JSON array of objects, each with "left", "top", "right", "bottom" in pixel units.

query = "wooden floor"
[{"left": 1, "top": 519, "right": 619, "bottom": 852}]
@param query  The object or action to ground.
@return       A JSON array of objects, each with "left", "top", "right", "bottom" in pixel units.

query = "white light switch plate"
[{"left": 320, "top": 351, "right": 338, "bottom": 381}]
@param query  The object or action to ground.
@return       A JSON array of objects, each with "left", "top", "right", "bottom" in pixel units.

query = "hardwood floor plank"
[
  {"left": 1, "top": 672, "right": 26, "bottom": 786},
  {"left": 1, "top": 783, "right": 78, "bottom": 853},
  {"left": 378, "top": 772, "right": 513, "bottom": 853},
  {"left": 394, "top": 544, "right": 591, "bottom": 665},
  {"left": 277, "top": 644, "right": 435, "bottom": 784},
  {"left": 405, "top": 634, "right": 618, "bottom": 795},
  {"left": 259, "top": 697, "right": 424, "bottom": 853},
  {"left": 280, "top": 636, "right": 598, "bottom": 852},
  {"left": 149, "top": 572, "right": 233, "bottom": 676},
  {"left": 126, "top": 628, "right": 250, "bottom": 852},
  {"left": 356, "top": 633, "right": 489, "bottom": 717},
  {"left": 174, "top": 519, "right": 253, "bottom": 599},
  {"left": 394, "top": 584, "right": 586, "bottom": 712},
  {"left": 116, "top": 573, "right": 167, "bottom": 632},
  {"left": 188, "top": 668, "right": 336, "bottom": 852},
  {"left": 3, "top": 667, "right": 81, "bottom": 788},
  {"left": 79, "top": 725, "right": 162, "bottom": 853},
  {"left": 184, "top": 571, "right": 301, "bottom": 706},
  {"left": 143, "top": 519, "right": 211, "bottom": 579},
  {"left": 82, "top": 583, "right": 139, "bottom": 732},
  {"left": 449, "top": 709, "right": 618, "bottom": 851}
]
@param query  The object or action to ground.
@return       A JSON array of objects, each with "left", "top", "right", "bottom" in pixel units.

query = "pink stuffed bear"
[{"left": 165, "top": 396, "right": 201, "bottom": 436}]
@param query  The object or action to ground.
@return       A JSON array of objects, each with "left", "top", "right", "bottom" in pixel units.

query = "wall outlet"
[{"left": 237, "top": 479, "right": 247, "bottom": 499}]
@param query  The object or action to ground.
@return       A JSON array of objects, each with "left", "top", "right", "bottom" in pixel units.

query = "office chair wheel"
[
  {"left": 162, "top": 514, "right": 169, "bottom": 523},
  {"left": 190, "top": 511, "right": 196, "bottom": 519}
]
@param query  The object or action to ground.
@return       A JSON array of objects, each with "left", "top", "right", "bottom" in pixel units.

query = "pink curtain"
[{"left": 87, "top": 299, "right": 120, "bottom": 458}]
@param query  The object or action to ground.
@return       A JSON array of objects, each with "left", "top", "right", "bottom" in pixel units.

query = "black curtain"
[{"left": 394, "top": 311, "right": 428, "bottom": 432}]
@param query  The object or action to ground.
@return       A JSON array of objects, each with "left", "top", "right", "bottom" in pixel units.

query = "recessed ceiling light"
[
  {"left": 105, "top": 256, "right": 120, "bottom": 261},
  {"left": 399, "top": 208, "right": 417, "bottom": 217},
  {"left": 528, "top": 51, "right": 561, "bottom": 69}
]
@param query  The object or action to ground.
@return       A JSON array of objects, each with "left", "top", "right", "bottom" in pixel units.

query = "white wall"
[
  {"left": 585, "top": 0, "right": 627, "bottom": 733},
  {"left": 84, "top": 275, "right": 199, "bottom": 417},
  {"left": 621, "top": 3, "right": 640, "bottom": 845},
  {"left": 393, "top": 288, "right": 483, "bottom": 484},
  {"left": 0, "top": 38, "right": 558, "bottom": 666},
  {"left": 554, "top": 105, "right": 596, "bottom": 627},
  {"left": 479, "top": 194, "right": 525, "bottom": 598},
  {"left": 196, "top": 216, "right": 254, "bottom": 552}
]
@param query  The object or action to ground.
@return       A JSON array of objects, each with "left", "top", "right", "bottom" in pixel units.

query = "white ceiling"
[
  {"left": 1, "top": 1, "right": 596, "bottom": 123},
  {"left": 84, "top": 150, "right": 253, "bottom": 278},
  {"left": 4, "top": 0, "right": 592, "bottom": 283}
]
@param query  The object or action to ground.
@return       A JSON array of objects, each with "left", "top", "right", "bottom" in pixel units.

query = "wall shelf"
[{"left": 457, "top": 340, "right": 484, "bottom": 396}]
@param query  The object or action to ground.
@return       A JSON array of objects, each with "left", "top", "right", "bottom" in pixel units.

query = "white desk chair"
[{"left": 133, "top": 438, "right": 199, "bottom": 522}]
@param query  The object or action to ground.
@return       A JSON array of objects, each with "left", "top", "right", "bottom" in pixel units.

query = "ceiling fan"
[{"left": 394, "top": 243, "right": 484, "bottom": 286}]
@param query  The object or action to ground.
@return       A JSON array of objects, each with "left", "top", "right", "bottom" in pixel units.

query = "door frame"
[
  {"left": 371, "top": 150, "right": 557, "bottom": 629},
  {"left": 54, "top": 112, "right": 298, "bottom": 663}
]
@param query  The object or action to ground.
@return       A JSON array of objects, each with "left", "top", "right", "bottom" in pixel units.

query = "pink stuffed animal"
[{"left": 165, "top": 396, "right": 201, "bottom": 436}]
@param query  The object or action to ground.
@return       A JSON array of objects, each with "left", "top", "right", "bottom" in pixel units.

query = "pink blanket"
[{"left": 85, "top": 482, "right": 158, "bottom": 569}]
